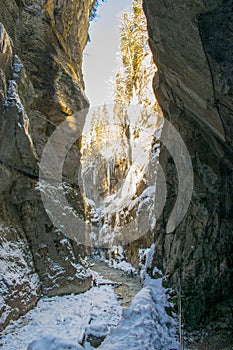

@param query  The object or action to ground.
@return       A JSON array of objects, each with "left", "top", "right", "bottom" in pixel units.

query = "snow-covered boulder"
[{"left": 27, "top": 336, "right": 83, "bottom": 350}]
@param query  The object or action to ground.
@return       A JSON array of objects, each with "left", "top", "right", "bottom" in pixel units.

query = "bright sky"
[{"left": 83, "top": 0, "right": 132, "bottom": 107}]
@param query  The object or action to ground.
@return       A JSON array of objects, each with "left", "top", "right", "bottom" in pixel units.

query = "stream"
[{"left": 88, "top": 257, "right": 142, "bottom": 308}]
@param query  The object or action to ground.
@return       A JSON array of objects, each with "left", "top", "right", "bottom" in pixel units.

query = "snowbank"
[
  {"left": 100, "top": 275, "right": 179, "bottom": 350},
  {"left": 27, "top": 336, "right": 83, "bottom": 350}
]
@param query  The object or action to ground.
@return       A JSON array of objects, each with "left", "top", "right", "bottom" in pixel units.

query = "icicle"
[
  {"left": 107, "top": 159, "right": 111, "bottom": 195},
  {"left": 93, "top": 166, "right": 96, "bottom": 186}
]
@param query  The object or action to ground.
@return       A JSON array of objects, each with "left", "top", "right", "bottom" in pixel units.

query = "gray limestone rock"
[
  {"left": 143, "top": 0, "right": 233, "bottom": 330},
  {"left": 0, "top": 0, "right": 95, "bottom": 330}
]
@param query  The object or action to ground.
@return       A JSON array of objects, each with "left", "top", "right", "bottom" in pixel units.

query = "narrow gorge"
[{"left": 0, "top": 0, "right": 232, "bottom": 349}]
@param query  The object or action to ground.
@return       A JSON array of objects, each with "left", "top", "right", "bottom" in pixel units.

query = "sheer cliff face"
[
  {"left": 0, "top": 0, "right": 94, "bottom": 330},
  {"left": 143, "top": 0, "right": 233, "bottom": 329}
]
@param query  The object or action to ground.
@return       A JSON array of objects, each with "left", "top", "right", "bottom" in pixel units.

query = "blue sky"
[{"left": 83, "top": 0, "right": 132, "bottom": 107}]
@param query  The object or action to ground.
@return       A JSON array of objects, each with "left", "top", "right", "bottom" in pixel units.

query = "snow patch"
[{"left": 27, "top": 336, "right": 83, "bottom": 350}]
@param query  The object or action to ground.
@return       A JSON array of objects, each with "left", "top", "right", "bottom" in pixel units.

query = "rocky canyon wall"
[
  {"left": 0, "top": 0, "right": 95, "bottom": 330},
  {"left": 143, "top": 0, "right": 233, "bottom": 330}
]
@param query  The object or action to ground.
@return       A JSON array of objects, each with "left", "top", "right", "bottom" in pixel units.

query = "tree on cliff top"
[
  {"left": 114, "top": 0, "right": 157, "bottom": 108},
  {"left": 90, "top": 0, "right": 107, "bottom": 21}
]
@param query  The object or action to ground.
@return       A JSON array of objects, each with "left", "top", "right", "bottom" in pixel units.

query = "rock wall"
[
  {"left": 0, "top": 0, "right": 95, "bottom": 330},
  {"left": 143, "top": 0, "right": 233, "bottom": 330}
]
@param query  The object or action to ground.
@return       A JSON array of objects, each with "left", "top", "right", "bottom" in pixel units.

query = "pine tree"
[
  {"left": 115, "top": 0, "right": 156, "bottom": 109},
  {"left": 114, "top": 0, "right": 158, "bottom": 169}
]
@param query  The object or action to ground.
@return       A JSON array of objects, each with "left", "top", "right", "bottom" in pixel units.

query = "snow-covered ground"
[
  {"left": 1, "top": 277, "right": 122, "bottom": 350},
  {"left": 1, "top": 253, "right": 179, "bottom": 350}
]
